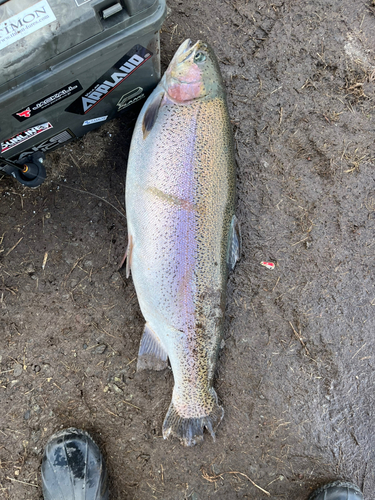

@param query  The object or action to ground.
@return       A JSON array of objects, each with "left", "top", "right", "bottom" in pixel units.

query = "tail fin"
[{"left": 162, "top": 389, "right": 224, "bottom": 446}]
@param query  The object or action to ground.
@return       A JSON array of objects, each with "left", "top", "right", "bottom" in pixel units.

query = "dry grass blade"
[
  {"left": 201, "top": 467, "right": 223, "bottom": 482},
  {"left": 227, "top": 472, "right": 270, "bottom": 496},
  {"left": 93, "top": 322, "right": 118, "bottom": 339},
  {"left": 289, "top": 321, "right": 310, "bottom": 357},
  {"left": 55, "top": 182, "right": 126, "bottom": 218},
  {"left": 201, "top": 467, "right": 270, "bottom": 496},
  {"left": 5, "top": 237, "right": 23, "bottom": 257},
  {"left": 122, "top": 400, "right": 141, "bottom": 411},
  {"left": 6, "top": 477, "right": 38, "bottom": 488},
  {"left": 106, "top": 408, "right": 121, "bottom": 418},
  {"left": 42, "top": 251, "right": 48, "bottom": 270},
  {"left": 352, "top": 343, "right": 367, "bottom": 359}
]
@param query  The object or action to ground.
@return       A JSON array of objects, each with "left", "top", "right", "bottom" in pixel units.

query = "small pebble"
[
  {"left": 13, "top": 364, "right": 23, "bottom": 377},
  {"left": 27, "top": 264, "right": 35, "bottom": 275},
  {"left": 87, "top": 368, "right": 96, "bottom": 378},
  {"left": 111, "top": 384, "right": 123, "bottom": 394},
  {"left": 31, "top": 430, "right": 41, "bottom": 443},
  {"left": 24, "top": 410, "right": 31, "bottom": 420},
  {"left": 94, "top": 344, "right": 107, "bottom": 355}
]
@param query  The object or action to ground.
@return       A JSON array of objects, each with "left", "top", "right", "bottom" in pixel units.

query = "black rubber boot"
[
  {"left": 41, "top": 428, "right": 109, "bottom": 500},
  {"left": 308, "top": 481, "right": 363, "bottom": 500}
]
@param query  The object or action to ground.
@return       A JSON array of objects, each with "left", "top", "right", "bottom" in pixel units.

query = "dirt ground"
[{"left": 1, "top": 0, "right": 375, "bottom": 498}]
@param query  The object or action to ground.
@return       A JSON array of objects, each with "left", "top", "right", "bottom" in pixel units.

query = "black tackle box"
[{"left": 0, "top": 0, "right": 167, "bottom": 163}]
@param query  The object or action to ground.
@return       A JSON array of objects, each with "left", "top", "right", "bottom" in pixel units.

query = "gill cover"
[{"left": 142, "top": 39, "right": 224, "bottom": 138}]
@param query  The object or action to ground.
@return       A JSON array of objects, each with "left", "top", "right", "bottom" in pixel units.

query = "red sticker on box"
[{"left": 261, "top": 261, "right": 275, "bottom": 270}]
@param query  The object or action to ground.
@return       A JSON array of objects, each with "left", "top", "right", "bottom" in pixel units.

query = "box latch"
[{"left": 102, "top": 3, "right": 123, "bottom": 19}]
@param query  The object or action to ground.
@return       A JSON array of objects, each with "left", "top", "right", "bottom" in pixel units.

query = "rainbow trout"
[{"left": 125, "top": 39, "right": 240, "bottom": 446}]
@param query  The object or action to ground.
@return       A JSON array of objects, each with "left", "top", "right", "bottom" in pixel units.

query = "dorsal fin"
[{"left": 142, "top": 91, "right": 165, "bottom": 140}]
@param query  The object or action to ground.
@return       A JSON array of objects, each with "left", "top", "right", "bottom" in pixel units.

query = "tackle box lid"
[{"left": 0, "top": 0, "right": 163, "bottom": 87}]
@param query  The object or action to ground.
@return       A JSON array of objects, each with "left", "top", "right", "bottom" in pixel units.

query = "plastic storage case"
[{"left": 0, "top": 0, "right": 167, "bottom": 162}]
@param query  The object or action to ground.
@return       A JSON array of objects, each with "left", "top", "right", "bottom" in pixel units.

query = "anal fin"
[
  {"left": 125, "top": 234, "right": 133, "bottom": 278},
  {"left": 137, "top": 323, "right": 168, "bottom": 371},
  {"left": 227, "top": 215, "right": 241, "bottom": 272}
]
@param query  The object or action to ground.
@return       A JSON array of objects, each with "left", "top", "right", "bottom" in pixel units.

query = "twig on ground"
[{"left": 201, "top": 467, "right": 270, "bottom": 496}]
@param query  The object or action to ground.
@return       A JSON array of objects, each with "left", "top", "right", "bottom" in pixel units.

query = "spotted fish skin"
[{"left": 125, "top": 39, "right": 239, "bottom": 446}]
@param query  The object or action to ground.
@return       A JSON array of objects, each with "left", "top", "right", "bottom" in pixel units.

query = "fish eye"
[{"left": 194, "top": 51, "right": 206, "bottom": 63}]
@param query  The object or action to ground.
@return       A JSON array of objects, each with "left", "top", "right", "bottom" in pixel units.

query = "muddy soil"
[{"left": 1, "top": 0, "right": 375, "bottom": 498}]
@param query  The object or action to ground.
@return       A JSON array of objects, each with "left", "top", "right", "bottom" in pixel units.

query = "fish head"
[{"left": 164, "top": 39, "right": 224, "bottom": 103}]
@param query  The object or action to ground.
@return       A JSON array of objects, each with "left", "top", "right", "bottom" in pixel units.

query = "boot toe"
[
  {"left": 41, "top": 428, "right": 109, "bottom": 500},
  {"left": 308, "top": 480, "right": 363, "bottom": 500}
]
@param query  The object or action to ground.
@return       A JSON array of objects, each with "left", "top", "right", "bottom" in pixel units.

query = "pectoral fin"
[
  {"left": 227, "top": 215, "right": 241, "bottom": 272},
  {"left": 142, "top": 91, "right": 165, "bottom": 140},
  {"left": 137, "top": 323, "right": 168, "bottom": 371}
]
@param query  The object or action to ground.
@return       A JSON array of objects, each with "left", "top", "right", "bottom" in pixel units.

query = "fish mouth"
[
  {"left": 177, "top": 39, "right": 205, "bottom": 63},
  {"left": 179, "top": 39, "right": 195, "bottom": 62},
  {"left": 166, "top": 39, "right": 207, "bottom": 86},
  {"left": 163, "top": 39, "right": 209, "bottom": 97},
  {"left": 178, "top": 38, "right": 193, "bottom": 53}
]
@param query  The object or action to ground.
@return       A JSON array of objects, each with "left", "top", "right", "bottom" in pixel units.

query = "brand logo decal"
[
  {"left": 65, "top": 45, "right": 152, "bottom": 115},
  {"left": 15, "top": 130, "right": 75, "bottom": 159},
  {"left": 16, "top": 108, "right": 32, "bottom": 118},
  {"left": 1, "top": 123, "right": 53, "bottom": 154},
  {"left": 116, "top": 87, "right": 145, "bottom": 111},
  {"left": 13, "top": 81, "right": 83, "bottom": 122},
  {"left": 0, "top": 0, "right": 56, "bottom": 51},
  {"left": 82, "top": 116, "right": 108, "bottom": 126}
]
